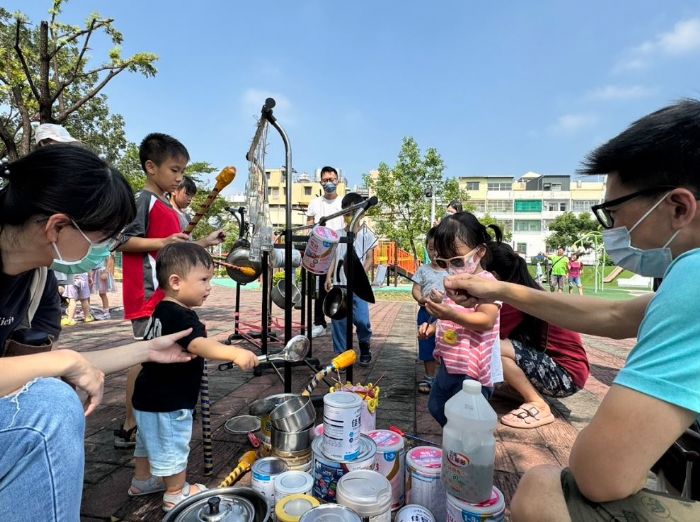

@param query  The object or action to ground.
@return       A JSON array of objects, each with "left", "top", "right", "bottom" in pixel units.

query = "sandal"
[
  {"left": 128, "top": 475, "right": 165, "bottom": 497},
  {"left": 163, "top": 482, "right": 207, "bottom": 512},
  {"left": 417, "top": 378, "right": 433, "bottom": 395},
  {"left": 500, "top": 403, "right": 554, "bottom": 429}
]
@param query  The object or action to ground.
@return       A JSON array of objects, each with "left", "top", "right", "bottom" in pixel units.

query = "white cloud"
[
  {"left": 587, "top": 85, "right": 655, "bottom": 101},
  {"left": 549, "top": 113, "right": 597, "bottom": 135},
  {"left": 616, "top": 17, "right": 700, "bottom": 71}
]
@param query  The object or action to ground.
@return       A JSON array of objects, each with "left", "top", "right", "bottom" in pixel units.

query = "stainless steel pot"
[
  {"left": 323, "top": 286, "right": 347, "bottom": 320},
  {"left": 271, "top": 425, "right": 313, "bottom": 455},
  {"left": 249, "top": 393, "right": 297, "bottom": 446},
  {"left": 270, "top": 395, "right": 316, "bottom": 433},
  {"left": 225, "top": 238, "right": 262, "bottom": 285},
  {"left": 162, "top": 486, "right": 270, "bottom": 521},
  {"left": 271, "top": 279, "right": 301, "bottom": 310}
]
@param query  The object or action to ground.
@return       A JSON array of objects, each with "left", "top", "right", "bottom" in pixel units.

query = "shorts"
[
  {"left": 568, "top": 276, "right": 582, "bottom": 287},
  {"left": 133, "top": 408, "right": 193, "bottom": 477},
  {"left": 417, "top": 306, "right": 436, "bottom": 362},
  {"left": 552, "top": 274, "right": 567, "bottom": 290},
  {"left": 561, "top": 468, "right": 700, "bottom": 521},
  {"left": 512, "top": 339, "right": 579, "bottom": 397},
  {"left": 65, "top": 275, "right": 90, "bottom": 300}
]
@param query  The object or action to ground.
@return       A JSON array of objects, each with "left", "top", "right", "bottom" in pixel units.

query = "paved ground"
[{"left": 58, "top": 282, "right": 635, "bottom": 521}]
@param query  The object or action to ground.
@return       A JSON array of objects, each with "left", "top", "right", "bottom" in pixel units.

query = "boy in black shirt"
[{"left": 127, "top": 243, "right": 258, "bottom": 511}]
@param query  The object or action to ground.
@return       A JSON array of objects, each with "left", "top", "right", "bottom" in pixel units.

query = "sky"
[{"left": 8, "top": 1, "right": 700, "bottom": 195}]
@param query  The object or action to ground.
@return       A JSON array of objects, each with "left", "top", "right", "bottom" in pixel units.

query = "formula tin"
[
  {"left": 299, "top": 504, "right": 362, "bottom": 521},
  {"left": 367, "top": 429, "right": 405, "bottom": 511},
  {"left": 302, "top": 226, "right": 340, "bottom": 275},
  {"left": 251, "top": 456, "right": 288, "bottom": 508},
  {"left": 395, "top": 504, "right": 436, "bottom": 522},
  {"left": 446, "top": 487, "right": 506, "bottom": 522},
  {"left": 323, "top": 391, "right": 362, "bottom": 461},
  {"left": 405, "top": 446, "right": 446, "bottom": 522},
  {"left": 311, "top": 435, "right": 377, "bottom": 503},
  {"left": 274, "top": 471, "right": 314, "bottom": 501}
]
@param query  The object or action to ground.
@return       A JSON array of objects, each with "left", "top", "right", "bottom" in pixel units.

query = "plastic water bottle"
[
  {"left": 441, "top": 379, "right": 497, "bottom": 503},
  {"left": 260, "top": 203, "right": 274, "bottom": 252}
]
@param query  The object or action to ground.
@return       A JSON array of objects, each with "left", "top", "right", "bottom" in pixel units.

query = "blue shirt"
[{"left": 615, "top": 248, "right": 700, "bottom": 415}]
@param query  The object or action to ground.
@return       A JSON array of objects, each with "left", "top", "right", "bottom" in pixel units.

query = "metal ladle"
[{"left": 219, "top": 335, "right": 309, "bottom": 371}]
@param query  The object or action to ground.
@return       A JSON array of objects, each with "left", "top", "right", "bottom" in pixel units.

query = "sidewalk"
[{"left": 58, "top": 282, "right": 632, "bottom": 521}]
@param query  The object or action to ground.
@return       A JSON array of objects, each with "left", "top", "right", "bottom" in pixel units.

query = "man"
[
  {"left": 445, "top": 99, "right": 700, "bottom": 520},
  {"left": 548, "top": 247, "right": 569, "bottom": 293},
  {"left": 306, "top": 166, "right": 344, "bottom": 338}
]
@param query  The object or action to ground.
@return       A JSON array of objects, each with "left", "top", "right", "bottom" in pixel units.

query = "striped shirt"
[{"left": 434, "top": 270, "right": 501, "bottom": 386}]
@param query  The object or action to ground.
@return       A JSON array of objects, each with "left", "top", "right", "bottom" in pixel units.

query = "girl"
[
  {"left": 567, "top": 253, "right": 584, "bottom": 295},
  {"left": 411, "top": 226, "right": 445, "bottom": 394},
  {"left": 483, "top": 243, "right": 589, "bottom": 428},
  {"left": 91, "top": 253, "right": 115, "bottom": 320},
  {"left": 419, "top": 213, "right": 501, "bottom": 426}
]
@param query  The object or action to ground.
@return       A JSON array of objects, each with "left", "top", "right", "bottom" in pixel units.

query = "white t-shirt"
[
  {"left": 306, "top": 196, "right": 344, "bottom": 232},
  {"left": 333, "top": 226, "right": 378, "bottom": 286}
]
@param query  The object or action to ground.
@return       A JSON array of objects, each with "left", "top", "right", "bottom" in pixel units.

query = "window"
[
  {"left": 486, "top": 200, "right": 512, "bottom": 213},
  {"left": 551, "top": 183, "right": 562, "bottom": 191},
  {"left": 470, "top": 200, "right": 486, "bottom": 212},
  {"left": 304, "top": 186, "right": 312, "bottom": 196},
  {"left": 514, "top": 220, "right": 541, "bottom": 232},
  {"left": 544, "top": 200, "right": 568, "bottom": 212},
  {"left": 487, "top": 182, "right": 512, "bottom": 191},
  {"left": 269, "top": 187, "right": 280, "bottom": 198},
  {"left": 572, "top": 200, "right": 598, "bottom": 212},
  {"left": 516, "top": 243, "right": 528, "bottom": 254},
  {"left": 466, "top": 181, "right": 480, "bottom": 190},
  {"left": 514, "top": 200, "right": 542, "bottom": 212}
]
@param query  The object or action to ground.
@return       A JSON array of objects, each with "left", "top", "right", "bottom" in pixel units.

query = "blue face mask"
[
  {"left": 50, "top": 221, "right": 114, "bottom": 274},
  {"left": 602, "top": 194, "right": 679, "bottom": 278},
  {"left": 323, "top": 182, "right": 337, "bottom": 194}
]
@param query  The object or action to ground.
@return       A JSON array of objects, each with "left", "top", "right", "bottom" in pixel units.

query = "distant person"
[
  {"left": 548, "top": 247, "right": 569, "bottom": 293},
  {"left": 61, "top": 272, "right": 94, "bottom": 326},
  {"left": 306, "top": 166, "right": 343, "bottom": 338},
  {"left": 33, "top": 123, "right": 79, "bottom": 147},
  {"left": 91, "top": 253, "right": 115, "bottom": 320},
  {"left": 567, "top": 253, "right": 584, "bottom": 295},
  {"left": 446, "top": 200, "right": 463, "bottom": 215},
  {"left": 170, "top": 176, "right": 197, "bottom": 232}
]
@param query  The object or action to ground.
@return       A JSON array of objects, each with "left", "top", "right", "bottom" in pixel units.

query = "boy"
[
  {"left": 324, "top": 192, "right": 377, "bottom": 365},
  {"left": 115, "top": 133, "right": 225, "bottom": 448},
  {"left": 170, "top": 176, "right": 198, "bottom": 231},
  {"left": 127, "top": 242, "right": 258, "bottom": 511}
]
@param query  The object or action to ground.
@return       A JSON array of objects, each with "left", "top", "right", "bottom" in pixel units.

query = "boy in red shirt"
[{"left": 114, "top": 133, "right": 224, "bottom": 448}]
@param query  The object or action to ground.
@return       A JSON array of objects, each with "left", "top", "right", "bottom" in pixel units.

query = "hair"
[
  {"left": 447, "top": 200, "right": 463, "bottom": 212},
  {"left": 139, "top": 132, "right": 190, "bottom": 172},
  {"left": 0, "top": 144, "right": 135, "bottom": 239},
  {"left": 178, "top": 176, "right": 197, "bottom": 196},
  {"left": 320, "top": 166, "right": 338, "bottom": 181},
  {"left": 570, "top": 253, "right": 579, "bottom": 261},
  {"left": 341, "top": 191, "right": 364, "bottom": 209},
  {"left": 433, "top": 212, "right": 503, "bottom": 262},
  {"left": 156, "top": 242, "right": 213, "bottom": 289},
  {"left": 483, "top": 242, "right": 546, "bottom": 346},
  {"left": 425, "top": 225, "right": 438, "bottom": 244},
  {"left": 580, "top": 98, "right": 700, "bottom": 192}
]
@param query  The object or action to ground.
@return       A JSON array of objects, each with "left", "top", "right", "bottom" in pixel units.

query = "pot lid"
[{"left": 170, "top": 494, "right": 255, "bottom": 522}]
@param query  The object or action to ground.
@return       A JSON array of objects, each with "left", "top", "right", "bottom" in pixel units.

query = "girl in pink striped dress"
[{"left": 418, "top": 213, "right": 502, "bottom": 426}]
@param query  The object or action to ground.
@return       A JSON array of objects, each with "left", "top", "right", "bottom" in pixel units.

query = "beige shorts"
[{"left": 561, "top": 468, "right": 700, "bottom": 521}]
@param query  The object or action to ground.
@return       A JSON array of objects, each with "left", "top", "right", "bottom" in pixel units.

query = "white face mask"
[{"left": 602, "top": 194, "right": 679, "bottom": 278}]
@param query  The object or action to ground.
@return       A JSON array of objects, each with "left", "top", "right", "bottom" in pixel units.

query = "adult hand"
[
  {"left": 204, "top": 229, "right": 226, "bottom": 247},
  {"left": 62, "top": 351, "right": 105, "bottom": 416},
  {"left": 424, "top": 299, "right": 454, "bottom": 320},
  {"left": 146, "top": 329, "right": 196, "bottom": 364},
  {"left": 163, "top": 232, "right": 190, "bottom": 247},
  {"left": 444, "top": 273, "right": 504, "bottom": 308}
]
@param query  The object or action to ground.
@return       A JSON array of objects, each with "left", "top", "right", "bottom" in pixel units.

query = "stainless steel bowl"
[
  {"left": 271, "top": 425, "right": 313, "bottom": 456},
  {"left": 270, "top": 395, "right": 316, "bottom": 433},
  {"left": 249, "top": 393, "right": 298, "bottom": 445}
]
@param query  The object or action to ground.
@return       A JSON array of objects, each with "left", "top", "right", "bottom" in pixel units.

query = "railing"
[{"left": 373, "top": 240, "right": 420, "bottom": 278}]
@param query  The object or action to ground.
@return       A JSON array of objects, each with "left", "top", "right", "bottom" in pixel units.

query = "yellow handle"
[{"left": 332, "top": 350, "right": 357, "bottom": 370}]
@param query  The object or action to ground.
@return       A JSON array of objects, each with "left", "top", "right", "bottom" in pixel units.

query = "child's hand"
[
  {"left": 417, "top": 322, "right": 436, "bottom": 340},
  {"left": 163, "top": 232, "right": 190, "bottom": 247},
  {"left": 324, "top": 278, "right": 334, "bottom": 292},
  {"left": 231, "top": 348, "right": 259, "bottom": 370},
  {"left": 429, "top": 289, "right": 444, "bottom": 303},
  {"left": 425, "top": 299, "right": 454, "bottom": 320}
]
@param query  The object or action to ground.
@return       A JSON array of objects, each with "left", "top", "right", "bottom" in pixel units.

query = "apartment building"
[{"left": 460, "top": 172, "right": 605, "bottom": 256}]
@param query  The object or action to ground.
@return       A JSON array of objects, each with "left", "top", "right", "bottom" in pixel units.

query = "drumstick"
[
  {"left": 184, "top": 166, "right": 237, "bottom": 235},
  {"left": 218, "top": 451, "right": 258, "bottom": 488},
  {"left": 302, "top": 350, "right": 357, "bottom": 397},
  {"left": 212, "top": 259, "right": 258, "bottom": 277}
]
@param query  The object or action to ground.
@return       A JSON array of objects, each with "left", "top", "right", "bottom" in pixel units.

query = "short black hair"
[
  {"left": 341, "top": 192, "right": 364, "bottom": 209},
  {"left": 425, "top": 225, "right": 438, "bottom": 244},
  {"left": 139, "top": 133, "right": 190, "bottom": 172},
  {"left": 178, "top": 176, "right": 197, "bottom": 196},
  {"left": 434, "top": 212, "right": 503, "bottom": 259},
  {"left": 320, "top": 166, "right": 338, "bottom": 180},
  {"left": 580, "top": 98, "right": 700, "bottom": 192},
  {"left": 156, "top": 242, "right": 213, "bottom": 289},
  {"left": 447, "top": 200, "right": 463, "bottom": 212}
]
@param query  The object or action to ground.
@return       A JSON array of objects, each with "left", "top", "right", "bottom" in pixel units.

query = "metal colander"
[{"left": 224, "top": 415, "right": 261, "bottom": 435}]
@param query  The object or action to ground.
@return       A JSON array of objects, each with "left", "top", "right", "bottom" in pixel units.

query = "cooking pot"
[
  {"left": 271, "top": 279, "right": 301, "bottom": 310},
  {"left": 225, "top": 238, "right": 262, "bottom": 284},
  {"left": 270, "top": 395, "right": 316, "bottom": 433},
  {"left": 323, "top": 286, "right": 348, "bottom": 320},
  {"left": 162, "top": 486, "right": 270, "bottom": 521}
]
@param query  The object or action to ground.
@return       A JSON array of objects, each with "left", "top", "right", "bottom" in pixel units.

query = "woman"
[
  {"left": 0, "top": 145, "right": 194, "bottom": 521},
  {"left": 480, "top": 243, "right": 589, "bottom": 428}
]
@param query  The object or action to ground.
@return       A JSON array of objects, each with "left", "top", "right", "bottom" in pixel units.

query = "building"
[{"left": 460, "top": 172, "right": 605, "bottom": 256}]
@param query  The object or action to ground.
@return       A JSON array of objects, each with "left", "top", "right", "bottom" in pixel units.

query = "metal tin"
[
  {"left": 405, "top": 447, "right": 446, "bottom": 522},
  {"left": 273, "top": 448, "right": 313, "bottom": 473},
  {"left": 446, "top": 487, "right": 506, "bottom": 522},
  {"left": 336, "top": 470, "right": 392, "bottom": 522},
  {"left": 162, "top": 487, "right": 270, "bottom": 522},
  {"left": 271, "top": 395, "right": 316, "bottom": 433},
  {"left": 311, "top": 435, "right": 377, "bottom": 503},
  {"left": 302, "top": 225, "right": 340, "bottom": 275},
  {"left": 251, "top": 457, "right": 288, "bottom": 508},
  {"left": 395, "top": 504, "right": 435, "bottom": 522},
  {"left": 250, "top": 394, "right": 297, "bottom": 445},
  {"left": 323, "top": 391, "right": 362, "bottom": 461},
  {"left": 274, "top": 471, "right": 314, "bottom": 501},
  {"left": 367, "top": 429, "right": 405, "bottom": 510},
  {"left": 299, "top": 504, "right": 362, "bottom": 522},
  {"left": 275, "top": 494, "right": 320, "bottom": 522}
]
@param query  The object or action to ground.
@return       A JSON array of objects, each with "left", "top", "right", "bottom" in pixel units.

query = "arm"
[
  {"left": 412, "top": 282, "right": 426, "bottom": 305},
  {"left": 325, "top": 252, "right": 338, "bottom": 292},
  {"left": 118, "top": 235, "right": 189, "bottom": 253},
  {"left": 569, "top": 384, "right": 695, "bottom": 502},
  {"left": 187, "top": 337, "right": 258, "bottom": 369},
  {"left": 424, "top": 300, "right": 499, "bottom": 332},
  {"left": 444, "top": 274, "right": 651, "bottom": 339}
]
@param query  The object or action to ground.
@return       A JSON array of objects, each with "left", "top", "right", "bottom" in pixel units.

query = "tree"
[
  {"left": 480, "top": 213, "right": 513, "bottom": 242},
  {"left": 365, "top": 137, "right": 462, "bottom": 260},
  {"left": 545, "top": 212, "right": 601, "bottom": 250},
  {"left": 0, "top": 1, "right": 157, "bottom": 159}
]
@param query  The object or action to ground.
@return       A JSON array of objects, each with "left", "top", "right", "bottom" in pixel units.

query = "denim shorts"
[
  {"left": 417, "top": 306, "right": 436, "bottom": 362},
  {"left": 133, "top": 408, "right": 193, "bottom": 477}
]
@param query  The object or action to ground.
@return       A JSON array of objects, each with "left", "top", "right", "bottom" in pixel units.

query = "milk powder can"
[
  {"left": 405, "top": 446, "right": 445, "bottom": 522},
  {"left": 336, "top": 469, "right": 392, "bottom": 522},
  {"left": 323, "top": 391, "right": 362, "bottom": 461},
  {"left": 367, "top": 429, "right": 405, "bottom": 511}
]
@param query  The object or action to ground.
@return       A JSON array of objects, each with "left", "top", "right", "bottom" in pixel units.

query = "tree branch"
[
  {"left": 57, "top": 64, "right": 128, "bottom": 120},
  {"left": 13, "top": 20, "right": 41, "bottom": 102},
  {"left": 52, "top": 18, "right": 96, "bottom": 103},
  {"left": 49, "top": 19, "right": 113, "bottom": 59}
]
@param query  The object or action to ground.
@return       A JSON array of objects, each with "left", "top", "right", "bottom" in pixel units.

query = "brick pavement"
[{"left": 56, "top": 282, "right": 633, "bottom": 521}]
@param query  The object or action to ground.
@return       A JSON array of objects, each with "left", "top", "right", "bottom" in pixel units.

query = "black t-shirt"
[
  {"left": 132, "top": 300, "right": 206, "bottom": 412},
  {"left": 0, "top": 270, "right": 61, "bottom": 357}
]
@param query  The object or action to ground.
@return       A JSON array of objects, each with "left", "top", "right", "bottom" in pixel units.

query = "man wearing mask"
[
  {"left": 306, "top": 166, "right": 344, "bottom": 338},
  {"left": 444, "top": 100, "right": 700, "bottom": 520}
]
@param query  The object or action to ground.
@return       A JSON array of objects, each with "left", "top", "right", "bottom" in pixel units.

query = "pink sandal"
[{"left": 501, "top": 404, "right": 554, "bottom": 429}]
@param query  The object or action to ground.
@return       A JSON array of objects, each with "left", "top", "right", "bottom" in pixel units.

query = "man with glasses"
[
  {"left": 444, "top": 99, "right": 700, "bottom": 520},
  {"left": 306, "top": 166, "right": 344, "bottom": 338}
]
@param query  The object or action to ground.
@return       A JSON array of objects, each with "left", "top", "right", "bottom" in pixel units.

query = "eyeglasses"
[
  {"left": 591, "top": 186, "right": 677, "bottom": 229},
  {"left": 435, "top": 251, "right": 477, "bottom": 270},
  {"left": 71, "top": 220, "right": 119, "bottom": 251}
]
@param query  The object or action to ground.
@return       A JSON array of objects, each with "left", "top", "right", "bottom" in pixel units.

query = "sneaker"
[
  {"left": 114, "top": 425, "right": 137, "bottom": 448},
  {"left": 311, "top": 325, "right": 326, "bottom": 338},
  {"left": 102, "top": 309, "right": 112, "bottom": 320},
  {"left": 84, "top": 315, "right": 95, "bottom": 323},
  {"left": 359, "top": 342, "right": 371, "bottom": 367},
  {"left": 61, "top": 317, "right": 76, "bottom": 327}
]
